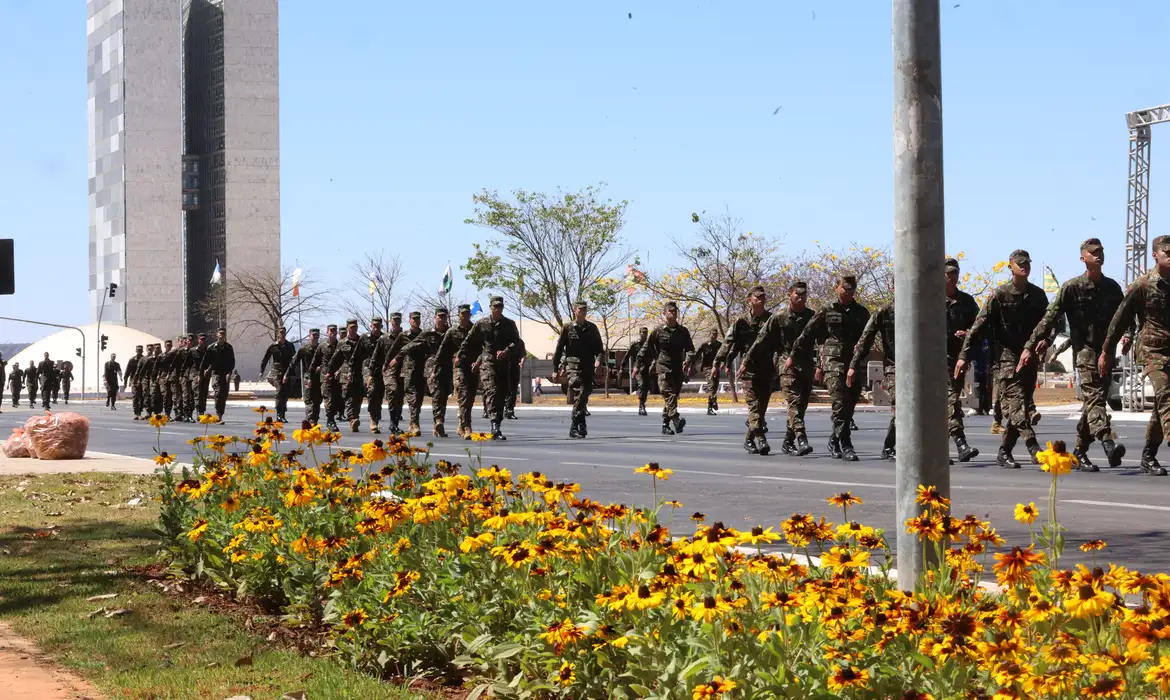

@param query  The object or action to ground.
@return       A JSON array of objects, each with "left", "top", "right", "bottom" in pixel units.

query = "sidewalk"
[
  {"left": 0, "top": 623, "right": 104, "bottom": 700},
  {"left": 0, "top": 451, "right": 157, "bottom": 476}
]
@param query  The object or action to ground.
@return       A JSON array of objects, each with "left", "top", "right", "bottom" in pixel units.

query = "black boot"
[
  {"left": 483, "top": 409, "right": 490, "bottom": 419},
  {"left": 795, "top": 432, "right": 813, "bottom": 456},
  {"left": 881, "top": 446, "right": 896, "bottom": 461},
  {"left": 881, "top": 422, "right": 896, "bottom": 461},
  {"left": 638, "top": 405, "right": 647, "bottom": 416},
  {"left": 827, "top": 435, "right": 843, "bottom": 459},
  {"left": 756, "top": 430, "right": 772, "bottom": 456},
  {"left": 1102, "top": 439, "right": 1126, "bottom": 468},
  {"left": 706, "top": 406, "right": 716, "bottom": 416},
  {"left": 954, "top": 436, "right": 979, "bottom": 463},
  {"left": 743, "top": 433, "right": 759, "bottom": 454},
  {"left": 1026, "top": 440, "right": 1042, "bottom": 465},
  {"left": 780, "top": 429, "right": 796, "bottom": 455},
  {"left": 505, "top": 409, "right": 517, "bottom": 420},
  {"left": 1141, "top": 444, "right": 1167, "bottom": 475},
  {"left": 389, "top": 421, "right": 401, "bottom": 435},
  {"left": 673, "top": 415, "right": 687, "bottom": 434},
  {"left": 997, "top": 447, "right": 1021, "bottom": 469},
  {"left": 578, "top": 419, "right": 588, "bottom": 437},
  {"left": 569, "top": 421, "right": 581, "bottom": 439},
  {"left": 1074, "top": 447, "right": 1099, "bottom": 472},
  {"left": 662, "top": 419, "right": 675, "bottom": 436},
  {"left": 841, "top": 439, "right": 859, "bottom": 462},
  {"left": 491, "top": 421, "right": 506, "bottom": 441}
]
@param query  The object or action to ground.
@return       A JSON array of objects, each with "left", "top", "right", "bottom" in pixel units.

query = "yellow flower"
[
  {"left": 691, "top": 595, "right": 734, "bottom": 624},
  {"left": 820, "top": 546, "right": 870, "bottom": 573},
  {"left": 154, "top": 451, "right": 175, "bottom": 466},
  {"left": 738, "top": 526, "right": 781, "bottom": 546},
  {"left": 459, "top": 532, "right": 495, "bottom": 553},
  {"left": 827, "top": 666, "right": 869, "bottom": 693},
  {"left": 633, "top": 462, "right": 672, "bottom": 480},
  {"left": 1064, "top": 584, "right": 1116, "bottom": 619},
  {"left": 1145, "top": 655, "right": 1170, "bottom": 693},
  {"left": 826, "top": 491, "right": 863, "bottom": 508},
  {"left": 186, "top": 518, "right": 208, "bottom": 542},
  {"left": 1036, "top": 440, "right": 1076, "bottom": 476},
  {"left": 469, "top": 432, "right": 493, "bottom": 442},
  {"left": 342, "top": 608, "right": 368, "bottom": 627},
  {"left": 691, "top": 676, "right": 736, "bottom": 699},
  {"left": 1080, "top": 539, "right": 1107, "bottom": 553},
  {"left": 198, "top": 414, "right": 219, "bottom": 424},
  {"left": 914, "top": 485, "right": 950, "bottom": 510},
  {"left": 1014, "top": 502, "right": 1039, "bottom": 525},
  {"left": 554, "top": 661, "right": 575, "bottom": 688},
  {"left": 148, "top": 413, "right": 169, "bottom": 428}
]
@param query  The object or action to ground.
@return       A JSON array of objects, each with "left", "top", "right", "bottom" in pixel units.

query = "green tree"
[{"left": 463, "top": 184, "right": 632, "bottom": 333}]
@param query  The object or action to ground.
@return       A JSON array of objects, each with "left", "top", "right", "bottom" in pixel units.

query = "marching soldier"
[
  {"left": 458, "top": 296, "right": 522, "bottom": 440},
  {"left": 1102, "top": 234, "right": 1170, "bottom": 476},
  {"left": 50, "top": 361, "right": 61, "bottom": 404},
  {"left": 790, "top": 274, "right": 870, "bottom": 462},
  {"left": 59, "top": 361, "right": 74, "bottom": 404},
  {"left": 0, "top": 354, "right": 5, "bottom": 411},
  {"left": 398, "top": 312, "right": 428, "bottom": 434},
  {"left": 725, "top": 286, "right": 774, "bottom": 454},
  {"left": 169, "top": 338, "right": 186, "bottom": 419},
  {"left": 696, "top": 329, "right": 722, "bottom": 415},
  {"left": 944, "top": 258, "right": 981, "bottom": 463},
  {"left": 188, "top": 335, "right": 210, "bottom": 418},
  {"left": 156, "top": 340, "right": 175, "bottom": 417},
  {"left": 504, "top": 339, "right": 527, "bottom": 420},
  {"left": 25, "top": 360, "right": 39, "bottom": 408},
  {"left": 9, "top": 364, "right": 23, "bottom": 407},
  {"left": 746, "top": 281, "right": 815, "bottom": 456},
  {"left": 294, "top": 328, "right": 324, "bottom": 426},
  {"left": 124, "top": 345, "right": 143, "bottom": 417},
  {"left": 200, "top": 329, "right": 236, "bottom": 422},
  {"left": 1020, "top": 239, "right": 1125, "bottom": 472},
  {"left": 373, "top": 314, "right": 409, "bottom": 434},
  {"left": 956, "top": 250, "right": 1050, "bottom": 469},
  {"left": 392, "top": 308, "right": 452, "bottom": 437},
  {"left": 37, "top": 353, "right": 56, "bottom": 410},
  {"left": 638, "top": 301, "right": 695, "bottom": 436},
  {"left": 553, "top": 300, "right": 603, "bottom": 438},
  {"left": 360, "top": 318, "right": 386, "bottom": 433},
  {"left": 179, "top": 334, "right": 197, "bottom": 421},
  {"left": 104, "top": 354, "right": 122, "bottom": 409},
  {"left": 850, "top": 297, "right": 896, "bottom": 459},
  {"left": 318, "top": 324, "right": 342, "bottom": 431},
  {"left": 627, "top": 327, "right": 650, "bottom": 415},
  {"left": 260, "top": 326, "right": 296, "bottom": 423},
  {"left": 135, "top": 345, "right": 155, "bottom": 418},
  {"left": 326, "top": 320, "right": 365, "bottom": 432},
  {"left": 438, "top": 304, "right": 478, "bottom": 438}
]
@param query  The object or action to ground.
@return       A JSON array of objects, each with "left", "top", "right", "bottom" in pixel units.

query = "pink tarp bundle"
[
  {"left": 22, "top": 412, "right": 90, "bottom": 460},
  {"left": 1, "top": 427, "right": 33, "bottom": 458}
]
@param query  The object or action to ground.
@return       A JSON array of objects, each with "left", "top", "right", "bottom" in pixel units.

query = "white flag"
[{"left": 210, "top": 260, "right": 222, "bottom": 285}]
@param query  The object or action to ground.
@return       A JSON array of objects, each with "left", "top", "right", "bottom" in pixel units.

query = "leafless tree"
[
  {"left": 340, "top": 251, "right": 405, "bottom": 331},
  {"left": 193, "top": 266, "right": 333, "bottom": 342},
  {"left": 407, "top": 286, "right": 474, "bottom": 329}
]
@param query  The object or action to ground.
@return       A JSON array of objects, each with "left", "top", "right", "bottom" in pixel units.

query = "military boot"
[
  {"left": 780, "top": 429, "right": 796, "bottom": 455},
  {"left": 954, "top": 436, "right": 979, "bottom": 463},
  {"left": 433, "top": 423, "right": 448, "bottom": 438},
  {"left": 483, "top": 408, "right": 490, "bottom": 419},
  {"left": 827, "top": 435, "right": 843, "bottom": 459},
  {"left": 756, "top": 429, "right": 772, "bottom": 456},
  {"left": 578, "top": 418, "right": 588, "bottom": 437},
  {"left": 706, "top": 406, "right": 716, "bottom": 416},
  {"left": 997, "top": 447, "right": 1021, "bottom": 469},
  {"left": 841, "top": 438, "right": 859, "bottom": 462},
  {"left": 1141, "top": 443, "right": 1167, "bottom": 475},
  {"left": 569, "top": 421, "right": 581, "bottom": 439},
  {"left": 370, "top": 421, "right": 381, "bottom": 435},
  {"left": 881, "top": 422, "right": 896, "bottom": 461},
  {"left": 409, "top": 421, "right": 421, "bottom": 435},
  {"left": 1073, "top": 446, "right": 1099, "bottom": 472},
  {"left": 662, "top": 419, "right": 675, "bottom": 436},
  {"left": 795, "top": 432, "right": 813, "bottom": 456},
  {"left": 350, "top": 418, "right": 360, "bottom": 433},
  {"left": 990, "top": 421, "right": 1003, "bottom": 435},
  {"left": 638, "top": 405, "right": 648, "bottom": 416},
  {"left": 389, "top": 420, "right": 401, "bottom": 435},
  {"left": 672, "top": 415, "right": 687, "bottom": 434},
  {"left": 491, "top": 421, "right": 506, "bottom": 441},
  {"left": 1031, "top": 411, "right": 1042, "bottom": 426},
  {"left": 743, "top": 433, "right": 758, "bottom": 454},
  {"left": 326, "top": 418, "right": 339, "bottom": 433},
  {"left": 1102, "top": 439, "right": 1126, "bottom": 468},
  {"left": 505, "top": 408, "right": 517, "bottom": 420},
  {"left": 1026, "top": 440, "right": 1042, "bottom": 465}
]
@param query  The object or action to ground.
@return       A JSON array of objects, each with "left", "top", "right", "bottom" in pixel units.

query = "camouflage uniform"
[
  {"left": 504, "top": 339, "right": 526, "bottom": 418},
  {"left": 124, "top": 350, "right": 143, "bottom": 415},
  {"left": 1105, "top": 265, "right": 1170, "bottom": 474},
  {"left": 8, "top": 366, "right": 21, "bottom": 407},
  {"left": 552, "top": 313, "right": 603, "bottom": 436},
  {"left": 293, "top": 335, "right": 323, "bottom": 425},
  {"left": 326, "top": 330, "right": 365, "bottom": 431},
  {"left": 792, "top": 298, "right": 870, "bottom": 457},
  {"left": 946, "top": 284, "right": 980, "bottom": 439},
  {"left": 397, "top": 317, "right": 451, "bottom": 436},
  {"left": 200, "top": 339, "right": 235, "bottom": 419},
  {"left": 627, "top": 333, "right": 650, "bottom": 412},
  {"left": 260, "top": 337, "right": 297, "bottom": 421},
  {"left": 318, "top": 332, "right": 342, "bottom": 430},
  {"left": 438, "top": 314, "right": 477, "bottom": 438},
  {"left": 186, "top": 339, "right": 207, "bottom": 419},
  {"left": 168, "top": 343, "right": 186, "bottom": 418},
  {"left": 458, "top": 302, "right": 522, "bottom": 438},
  {"left": 400, "top": 315, "right": 430, "bottom": 433},
  {"left": 719, "top": 311, "right": 773, "bottom": 451},
  {"left": 959, "top": 275, "right": 1050, "bottom": 466},
  {"left": 694, "top": 337, "right": 722, "bottom": 412},
  {"left": 373, "top": 322, "right": 410, "bottom": 433},
  {"left": 135, "top": 350, "right": 154, "bottom": 416},
  {"left": 637, "top": 320, "right": 694, "bottom": 432},
  {"left": 1027, "top": 270, "right": 1125, "bottom": 467},
  {"left": 157, "top": 344, "right": 177, "bottom": 416},
  {"left": 359, "top": 323, "right": 384, "bottom": 431},
  {"left": 748, "top": 305, "right": 816, "bottom": 453},
  {"left": 852, "top": 302, "right": 896, "bottom": 457}
]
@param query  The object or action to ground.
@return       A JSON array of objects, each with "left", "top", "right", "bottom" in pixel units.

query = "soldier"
[
  {"left": 23, "top": 360, "right": 38, "bottom": 408},
  {"left": 395, "top": 312, "right": 429, "bottom": 434},
  {"left": 359, "top": 317, "right": 385, "bottom": 433},
  {"left": 188, "top": 335, "right": 210, "bottom": 418},
  {"left": 747, "top": 281, "right": 816, "bottom": 456},
  {"left": 318, "top": 324, "right": 342, "bottom": 431},
  {"left": 696, "top": 329, "right": 722, "bottom": 415},
  {"left": 294, "top": 328, "right": 324, "bottom": 426},
  {"left": 371, "top": 314, "right": 404, "bottom": 434},
  {"left": 37, "top": 353, "right": 56, "bottom": 410},
  {"left": 553, "top": 300, "right": 603, "bottom": 438},
  {"left": 155, "top": 340, "right": 174, "bottom": 417},
  {"left": 104, "top": 353, "right": 122, "bottom": 409},
  {"left": 260, "top": 326, "right": 296, "bottom": 423},
  {"left": 398, "top": 312, "right": 423, "bottom": 429},
  {"left": 956, "top": 250, "right": 1050, "bottom": 469},
  {"left": 0, "top": 353, "right": 5, "bottom": 411},
  {"left": 50, "top": 361, "right": 61, "bottom": 404},
  {"left": 504, "top": 338, "right": 527, "bottom": 420},
  {"left": 458, "top": 296, "right": 522, "bottom": 440},
  {"left": 135, "top": 345, "right": 154, "bottom": 418},
  {"left": 438, "top": 304, "right": 478, "bottom": 438},
  {"left": 326, "top": 320, "right": 365, "bottom": 432},
  {"left": 1102, "top": 234, "right": 1170, "bottom": 476},
  {"left": 725, "top": 286, "right": 774, "bottom": 454},
  {"left": 1020, "top": 239, "right": 1124, "bottom": 472},
  {"left": 200, "top": 328, "right": 236, "bottom": 422},
  {"left": 59, "top": 361, "right": 74, "bottom": 404},
  {"left": 8, "top": 364, "right": 22, "bottom": 408},
  {"left": 169, "top": 338, "right": 187, "bottom": 419},
  {"left": 426, "top": 309, "right": 456, "bottom": 437},
  {"left": 179, "top": 333, "right": 198, "bottom": 421},
  {"left": 392, "top": 308, "right": 452, "bottom": 437},
  {"left": 638, "top": 301, "right": 695, "bottom": 436},
  {"left": 944, "top": 258, "right": 981, "bottom": 462},
  {"left": 124, "top": 345, "right": 143, "bottom": 417},
  {"left": 627, "top": 327, "right": 651, "bottom": 415},
  {"left": 849, "top": 297, "right": 895, "bottom": 459}
]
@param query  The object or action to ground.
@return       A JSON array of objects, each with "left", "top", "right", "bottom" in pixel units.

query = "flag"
[
  {"left": 441, "top": 264, "right": 453, "bottom": 295},
  {"left": 291, "top": 267, "right": 302, "bottom": 298},
  {"left": 1043, "top": 269, "right": 1060, "bottom": 294},
  {"left": 210, "top": 260, "right": 222, "bottom": 285},
  {"left": 368, "top": 277, "right": 376, "bottom": 296},
  {"left": 470, "top": 300, "right": 482, "bottom": 316}
]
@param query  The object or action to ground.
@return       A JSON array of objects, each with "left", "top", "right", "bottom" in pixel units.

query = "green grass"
[{"left": 0, "top": 472, "right": 437, "bottom": 700}]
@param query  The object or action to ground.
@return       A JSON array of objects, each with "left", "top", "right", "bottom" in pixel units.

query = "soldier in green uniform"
[
  {"left": 37, "top": 353, "right": 57, "bottom": 410},
  {"left": 395, "top": 312, "right": 429, "bottom": 434},
  {"left": 156, "top": 340, "right": 175, "bottom": 417},
  {"left": 294, "top": 328, "right": 323, "bottom": 426},
  {"left": 553, "top": 300, "right": 603, "bottom": 438},
  {"left": 103, "top": 354, "right": 122, "bottom": 409},
  {"left": 183, "top": 334, "right": 203, "bottom": 420},
  {"left": 318, "top": 325, "right": 341, "bottom": 431},
  {"left": 260, "top": 327, "right": 296, "bottom": 423},
  {"left": 747, "top": 281, "right": 816, "bottom": 456},
  {"left": 438, "top": 304, "right": 478, "bottom": 438},
  {"left": 627, "top": 328, "right": 650, "bottom": 415},
  {"left": 696, "top": 329, "right": 722, "bottom": 415},
  {"left": 124, "top": 345, "right": 143, "bottom": 417},
  {"left": 790, "top": 275, "right": 870, "bottom": 461},
  {"left": 135, "top": 346, "right": 154, "bottom": 418},
  {"left": 23, "top": 360, "right": 38, "bottom": 408},
  {"left": 956, "top": 250, "right": 1050, "bottom": 469},
  {"left": 59, "top": 361, "right": 74, "bottom": 404},
  {"left": 638, "top": 301, "right": 695, "bottom": 436},
  {"left": 725, "top": 286, "right": 774, "bottom": 454},
  {"left": 372, "top": 314, "right": 407, "bottom": 434},
  {"left": 392, "top": 308, "right": 452, "bottom": 437},
  {"left": 458, "top": 296, "right": 522, "bottom": 440},
  {"left": 850, "top": 298, "right": 896, "bottom": 459},
  {"left": 1021, "top": 238, "right": 1125, "bottom": 471},
  {"left": 200, "top": 329, "right": 235, "bottom": 422},
  {"left": 8, "top": 364, "right": 21, "bottom": 407},
  {"left": 944, "top": 258, "right": 981, "bottom": 463},
  {"left": 325, "top": 320, "right": 364, "bottom": 432},
  {"left": 504, "top": 339, "right": 526, "bottom": 420},
  {"left": 189, "top": 335, "right": 210, "bottom": 418},
  {"left": 1102, "top": 234, "right": 1170, "bottom": 476},
  {"left": 358, "top": 317, "right": 385, "bottom": 433}
]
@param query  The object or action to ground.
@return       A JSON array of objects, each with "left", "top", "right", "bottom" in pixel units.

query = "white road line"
[
  {"left": 560, "top": 461, "right": 895, "bottom": 489},
  {"left": 1063, "top": 499, "right": 1170, "bottom": 512},
  {"left": 748, "top": 474, "right": 896, "bottom": 489},
  {"left": 429, "top": 452, "right": 531, "bottom": 461}
]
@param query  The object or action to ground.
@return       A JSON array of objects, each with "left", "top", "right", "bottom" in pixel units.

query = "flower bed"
[{"left": 156, "top": 412, "right": 1170, "bottom": 699}]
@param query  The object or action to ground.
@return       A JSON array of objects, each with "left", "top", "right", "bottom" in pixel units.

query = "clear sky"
[{"left": 1, "top": 1, "right": 1168, "bottom": 342}]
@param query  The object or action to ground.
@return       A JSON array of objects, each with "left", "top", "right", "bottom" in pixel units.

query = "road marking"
[
  {"left": 559, "top": 461, "right": 895, "bottom": 490},
  {"left": 1063, "top": 499, "right": 1170, "bottom": 512},
  {"left": 429, "top": 452, "right": 530, "bottom": 461},
  {"left": 748, "top": 474, "right": 895, "bottom": 489}
]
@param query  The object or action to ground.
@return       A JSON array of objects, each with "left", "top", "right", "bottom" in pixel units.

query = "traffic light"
[
  {"left": 100, "top": 334, "right": 109, "bottom": 351},
  {"left": 76, "top": 347, "right": 82, "bottom": 358},
  {"left": 108, "top": 282, "right": 117, "bottom": 298}
]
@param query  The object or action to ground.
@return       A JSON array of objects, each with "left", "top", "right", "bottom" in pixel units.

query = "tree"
[
  {"left": 786, "top": 242, "right": 896, "bottom": 310},
  {"left": 340, "top": 251, "right": 404, "bottom": 331},
  {"left": 408, "top": 286, "right": 474, "bottom": 329},
  {"left": 636, "top": 209, "right": 787, "bottom": 337},
  {"left": 193, "top": 266, "right": 333, "bottom": 342},
  {"left": 586, "top": 278, "right": 646, "bottom": 397},
  {"left": 463, "top": 184, "right": 632, "bottom": 334}
]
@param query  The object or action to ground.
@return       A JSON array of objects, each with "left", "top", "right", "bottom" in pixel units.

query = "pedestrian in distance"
[{"left": 104, "top": 353, "right": 122, "bottom": 409}]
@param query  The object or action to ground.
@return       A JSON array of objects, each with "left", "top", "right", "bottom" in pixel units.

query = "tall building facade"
[{"left": 87, "top": 0, "right": 280, "bottom": 370}]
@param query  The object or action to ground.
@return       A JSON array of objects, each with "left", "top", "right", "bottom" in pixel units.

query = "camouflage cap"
[
  {"left": 197, "top": 332, "right": 206, "bottom": 338},
  {"left": 409, "top": 311, "right": 422, "bottom": 320},
  {"left": 790, "top": 280, "right": 809, "bottom": 292},
  {"left": 371, "top": 316, "right": 383, "bottom": 325},
  {"left": 186, "top": 333, "right": 196, "bottom": 339},
  {"left": 309, "top": 328, "right": 320, "bottom": 334},
  {"left": 457, "top": 303, "right": 471, "bottom": 313},
  {"left": 1010, "top": 249, "right": 1032, "bottom": 265},
  {"left": 436, "top": 307, "right": 449, "bottom": 316},
  {"left": 664, "top": 301, "right": 679, "bottom": 312},
  {"left": 573, "top": 300, "right": 588, "bottom": 309},
  {"left": 838, "top": 275, "right": 858, "bottom": 290},
  {"left": 1155, "top": 235, "right": 1170, "bottom": 252},
  {"left": 345, "top": 318, "right": 358, "bottom": 326},
  {"left": 944, "top": 258, "right": 960, "bottom": 272},
  {"left": 390, "top": 312, "right": 402, "bottom": 321},
  {"left": 326, "top": 324, "right": 338, "bottom": 331},
  {"left": 490, "top": 296, "right": 504, "bottom": 306}
]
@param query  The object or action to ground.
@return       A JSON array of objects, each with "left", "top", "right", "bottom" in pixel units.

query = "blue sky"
[{"left": 1, "top": 0, "right": 1168, "bottom": 341}]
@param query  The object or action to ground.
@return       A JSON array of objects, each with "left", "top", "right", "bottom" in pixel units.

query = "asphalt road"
[{"left": 4, "top": 399, "right": 1169, "bottom": 575}]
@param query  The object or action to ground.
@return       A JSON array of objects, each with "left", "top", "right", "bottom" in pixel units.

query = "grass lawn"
[{"left": 0, "top": 471, "right": 439, "bottom": 700}]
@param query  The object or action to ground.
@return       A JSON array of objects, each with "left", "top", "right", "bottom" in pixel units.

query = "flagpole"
[{"left": 295, "top": 258, "right": 303, "bottom": 343}]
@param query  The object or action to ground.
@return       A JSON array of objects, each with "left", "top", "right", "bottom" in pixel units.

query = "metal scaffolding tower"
[{"left": 1123, "top": 104, "right": 1170, "bottom": 410}]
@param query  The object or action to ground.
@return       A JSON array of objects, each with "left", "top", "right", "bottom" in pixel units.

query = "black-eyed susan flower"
[
  {"left": 342, "top": 608, "right": 368, "bottom": 627},
  {"left": 827, "top": 666, "right": 870, "bottom": 693},
  {"left": 554, "top": 661, "right": 575, "bottom": 688},
  {"left": 148, "top": 413, "right": 169, "bottom": 428},
  {"left": 1014, "top": 502, "right": 1039, "bottom": 525},
  {"left": 634, "top": 462, "right": 672, "bottom": 480},
  {"left": 154, "top": 451, "right": 174, "bottom": 466},
  {"left": 1080, "top": 539, "right": 1107, "bottom": 553},
  {"left": 186, "top": 518, "right": 208, "bottom": 542},
  {"left": 691, "top": 676, "right": 736, "bottom": 700}
]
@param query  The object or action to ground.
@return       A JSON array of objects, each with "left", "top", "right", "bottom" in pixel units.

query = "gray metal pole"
[{"left": 893, "top": 0, "right": 950, "bottom": 590}]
